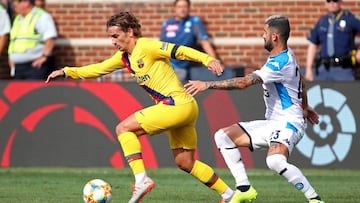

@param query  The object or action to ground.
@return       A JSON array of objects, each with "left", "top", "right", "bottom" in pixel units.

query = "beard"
[{"left": 264, "top": 40, "right": 273, "bottom": 52}]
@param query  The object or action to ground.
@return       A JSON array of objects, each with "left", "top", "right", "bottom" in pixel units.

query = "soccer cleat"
[
  {"left": 220, "top": 186, "right": 258, "bottom": 203},
  {"left": 128, "top": 177, "right": 155, "bottom": 203},
  {"left": 308, "top": 200, "right": 325, "bottom": 203},
  {"left": 231, "top": 186, "right": 258, "bottom": 203}
]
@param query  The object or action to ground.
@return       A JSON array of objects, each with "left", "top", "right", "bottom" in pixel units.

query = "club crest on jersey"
[{"left": 137, "top": 59, "right": 144, "bottom": 68}]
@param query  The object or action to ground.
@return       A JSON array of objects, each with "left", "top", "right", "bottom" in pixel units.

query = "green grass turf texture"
[{"left": 0, "top": 167, "right": 358, "bottom": 203}]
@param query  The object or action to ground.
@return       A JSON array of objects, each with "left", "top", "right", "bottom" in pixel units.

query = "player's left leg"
[
  {"left": 171, "top": 148, "right": 234, "bottom": 202},
  {"left": 118, "top": 102, "right": 193, "bottom": 187},
  {"left": 266, "top": 127, "right": 324, "bottom": 203},
  {"left": 168, "top": 100, "right": 234, "bottom": 202}
]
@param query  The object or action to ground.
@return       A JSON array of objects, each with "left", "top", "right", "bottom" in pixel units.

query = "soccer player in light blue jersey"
[{"left": 185, "top": 15, "right": 325, "bottom": 203}]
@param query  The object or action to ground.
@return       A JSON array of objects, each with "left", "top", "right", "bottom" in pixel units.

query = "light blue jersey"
[{"left": 254, "top": 48, "right": 304, "bottom": 131}]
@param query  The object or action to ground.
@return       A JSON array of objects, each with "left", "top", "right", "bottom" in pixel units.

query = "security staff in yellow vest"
[{"left": 8, "top": 0, "right": 57, "bottom": 80}]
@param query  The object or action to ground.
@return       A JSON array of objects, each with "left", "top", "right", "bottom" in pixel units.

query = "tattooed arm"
[{"left": 184, "top": 73, "right": 263, "bottom": 96}]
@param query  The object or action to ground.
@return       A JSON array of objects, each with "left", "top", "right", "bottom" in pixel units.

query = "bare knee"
[
  {"left": 115, "top": 122, "right": 128, "bottom": 135},
  {"left": 173, "top": 150, "right": 195, "bottom": 172},
  {"left": 115, "top": 114, "right": 145, "bottom": 136},
  {"left": 215, "top": 124, "right": 250, "bottom": 147}
]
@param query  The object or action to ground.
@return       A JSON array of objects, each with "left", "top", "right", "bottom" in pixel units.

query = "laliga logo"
[{"left": 296, "top": 85, "right": 356, "bottom": 166}]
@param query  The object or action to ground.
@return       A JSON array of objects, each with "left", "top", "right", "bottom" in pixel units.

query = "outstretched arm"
[{"left": 184, "top": 73, "right": 263, "bottom": 96}]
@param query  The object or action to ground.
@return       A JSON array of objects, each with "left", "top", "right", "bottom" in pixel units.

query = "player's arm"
[
  {"left": 185, "top": 73, "right": 263, "bottom": 96},
  {"left": 153, "top": 40, "right": 223, "bottom": 75},
  {"left": 46, "top": 51, "right": 124, "bottom": 83}
]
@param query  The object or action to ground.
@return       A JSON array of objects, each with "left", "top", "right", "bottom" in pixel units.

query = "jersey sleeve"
[
  {"left": 63, "top": 51, "right": 124, "bottom": 79},
  {"left": 192, "top": 16, "right": 209, "bottom": 43},
  {"left": 143, "top": 39, "right": 215, "bottom": 67},
  {"left": 175, "top": 45, "right": 214, "bottom": 66},
  {"left": 254, "top": 64, "right": 284, "bottom": 84}
]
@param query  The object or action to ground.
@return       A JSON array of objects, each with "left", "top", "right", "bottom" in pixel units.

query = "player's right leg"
[
  {"left": 265, "top": 124, "right": 324, "bottom": 203},
  {"left": 266, "top": 153, "right": 324, "bottom": 203},
  {"left": 214, "top": 126, "right": 258, "bottom": 203},
  {"left": 116, "top": 113, "right": 155, "bottom": 203}
]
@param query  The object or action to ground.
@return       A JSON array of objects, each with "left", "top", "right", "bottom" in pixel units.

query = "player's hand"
[
  {"left": 184, "top": 80, "right": 208, "bottom": 96},
  {"left": 207, "top": 60, "right": 223, "bottom": 76},
  {"left": 45, "top": 69, "right": 64, "bottom": 83},
  {"left": 304, "top": 106, "right": 319, "bottom": 125}
]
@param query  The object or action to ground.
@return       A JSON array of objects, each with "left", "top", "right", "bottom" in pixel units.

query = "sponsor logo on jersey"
[
  {"left": 165, "top": 24, "right": 179, "bottom": 31},
  {"left": 136, "top": 74, "right": 150, "bottom": 83}
]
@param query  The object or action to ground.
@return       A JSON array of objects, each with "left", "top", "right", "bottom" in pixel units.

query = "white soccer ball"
[{"left": 83, "top": 179, "right": 112, "bottom": 203}]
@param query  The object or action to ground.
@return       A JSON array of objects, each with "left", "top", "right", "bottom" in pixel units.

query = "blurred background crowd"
[{"left": 0, "top": 0, "right": 359, "bottom": 82}]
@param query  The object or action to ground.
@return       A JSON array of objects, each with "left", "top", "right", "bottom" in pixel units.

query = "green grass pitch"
[{"left": 0, "top": 167, "right": 359, "bottom": 203}]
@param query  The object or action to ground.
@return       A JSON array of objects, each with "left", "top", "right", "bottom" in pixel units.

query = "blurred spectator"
[
  {"left": 305, "top": 0, "right": 360, "bottom": 81},
  {"left": 8, "top": 0, "right": 57, "bottom": 80},
  {"left": 35, "top": 0, "right": 45, "bottom": 9},
  {"left": 160, "top": 0, "right": 218, "bottom": 83},
  {"left": 1, "top": 0, "right": 14, "bottom": 21},
  {"left": 0, "top": 2, "right": 11, "bottom": 56}
]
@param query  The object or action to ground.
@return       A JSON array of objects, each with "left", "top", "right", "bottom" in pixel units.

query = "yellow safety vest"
[{"left": 8, "top": 8, "right": 45, "bottom": 54}]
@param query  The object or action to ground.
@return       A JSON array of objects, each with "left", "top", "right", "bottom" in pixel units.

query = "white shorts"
[{"left": 238, "top": 120, "right": 305, "bottom": 154}]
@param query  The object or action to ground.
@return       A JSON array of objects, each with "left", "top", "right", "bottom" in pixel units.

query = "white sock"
[
  {"left": 266, "top": 154, "right": 318, "bottom": 200},
  {"left": 134, "top": 172, "right": 147, "bottom": 185},
  {"left": 214, "top": 129, "right": 250, "bottom": 186},
  {"left": 285, "top": 164, "right": 318, "bottom": 199},
  {"left": 221, "top": 188, "right": 234, "bottom": 201}
]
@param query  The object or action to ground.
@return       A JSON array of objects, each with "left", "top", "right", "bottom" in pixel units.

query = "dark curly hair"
[{"left": 106, "top": 11, "right": 142, "bottom": 37}]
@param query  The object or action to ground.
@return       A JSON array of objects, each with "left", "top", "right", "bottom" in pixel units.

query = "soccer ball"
[{"left": 83, "top": 179, "right": 112, "bottom": 203}]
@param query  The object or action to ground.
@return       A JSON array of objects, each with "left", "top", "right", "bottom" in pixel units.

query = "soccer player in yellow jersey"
[{"left": 46, "top": 12, "right": 241, "bottom": 203}]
